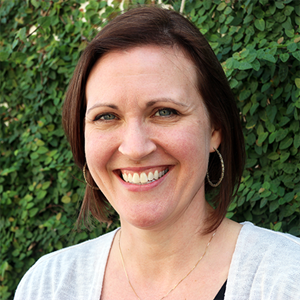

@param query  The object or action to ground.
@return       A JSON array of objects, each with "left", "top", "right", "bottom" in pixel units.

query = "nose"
[{"left": 118, "top": 121, "right": 157, "bottom": 161}]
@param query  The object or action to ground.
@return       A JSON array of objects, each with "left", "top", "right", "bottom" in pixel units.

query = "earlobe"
[{"left": 210, "top": 128, "right": 222, "bottom": 153}]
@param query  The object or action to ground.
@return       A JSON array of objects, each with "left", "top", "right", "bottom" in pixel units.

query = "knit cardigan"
[{"left": 14, "top": 222, "right": 300, "bottom": 300}]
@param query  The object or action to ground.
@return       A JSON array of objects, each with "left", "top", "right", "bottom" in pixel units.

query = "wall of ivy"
[{"left": 0, "top": 0, "right": 299, "bottom": 299}]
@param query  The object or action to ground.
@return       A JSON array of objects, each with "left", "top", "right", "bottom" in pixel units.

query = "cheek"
[
  {"left": 157, "top": 122, "right": 211, "bottom": 159},
  {"left": 84, "top": 128, "right": 116, "bottom": 169}
]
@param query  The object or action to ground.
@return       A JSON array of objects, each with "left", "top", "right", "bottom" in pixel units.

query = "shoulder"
[
  {"left": 14, "top": 229, "right": 118, "bottom": 300},
  {"left": 239, "top": 221, "right": 300, "bottom": 251},
  {"left": 226, "top": 222, "right": 300, "bottom": 299},
  {"left": 233, "top": 222, "right": 300, "bottom": 271}
]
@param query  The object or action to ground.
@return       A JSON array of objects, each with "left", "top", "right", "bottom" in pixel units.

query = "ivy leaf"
[
  {"left": 258, "top": 132, "right": 268, "bottom": 144},
  {"left": 31, "top": 0, "right": 40, "bottom": 9},
  {"left": 267, "top": 152, "right": 279, "bottom": 160},
  {"left": 238, "top": 61, "right": 252, "bottom": 70},
  {"left": 217, "top": 2, "right": 227, "bottom": 11},
  {"left": 262, "top": 53, "right": 276, "bottom": 63},
  {"left": 279, "top": 137, "right": 293, "bottom": 150},
  {"left": 254, "top": 19, "right": 265, "bottom": 31},
  {"left": 269, "top": 201, "right": 279, "bottom": 213},
  {"left": 61, "top": 195, "right": 71, "bottom": 204},
  {"left": 279, "top": 53, "right": 290, "bottom": 62},
  {"left": 293, "top": 52, "right": 300, "bottom": 62},
  {"left": 0, "top": 51, "right": 10, "bottom": 61},
  {"left": 239, "top": 89, "right": 251, "bottom": 101},
  {"left": 294, "top": 134, "right": 300, "bottom": 149}
]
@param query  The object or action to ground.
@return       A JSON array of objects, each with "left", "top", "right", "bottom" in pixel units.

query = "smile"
[{"left": 120, "top": 168, "right": 169, "bottom": 185}]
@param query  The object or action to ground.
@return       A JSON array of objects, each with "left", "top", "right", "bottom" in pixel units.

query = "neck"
[{"left": 118, "top": 200, "right": 215, "bottom": 279}]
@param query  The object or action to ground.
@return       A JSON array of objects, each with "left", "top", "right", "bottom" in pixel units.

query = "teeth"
[
  {"left": 132, "top": 173, "right": 140, "bottom": 184},
  {"left": 140, "top": 172, "right": 148, "bottom": 184},
  {"left": 128, "top": 173, "right": 133, "bottom": 182},
  {"left": 122, "top": 168, "right": 168, "bottom": 185},
  {"left": 123, "top": 173, "right": 128, "bottom": 182},
  {"left": 148, "top": 172, "right": 154, "bottom": 181}
]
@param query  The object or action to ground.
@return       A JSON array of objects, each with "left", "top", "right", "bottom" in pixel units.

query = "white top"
[{"left": 14, "top": 222, "right": 300, "bottom": 300}]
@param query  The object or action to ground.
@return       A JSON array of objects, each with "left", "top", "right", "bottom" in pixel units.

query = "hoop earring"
[
  {"left": 83, "top": 163, "right": 100, "bottom": 190},
  {"left": 206, "top": 147, "right": 224, "bottom": 188}
]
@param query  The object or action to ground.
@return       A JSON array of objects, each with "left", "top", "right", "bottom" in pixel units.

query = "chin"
[{"left": 121, "top": 205, "right": 172, "bottom": 229}]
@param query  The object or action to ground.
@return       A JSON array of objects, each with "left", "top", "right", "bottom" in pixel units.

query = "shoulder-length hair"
[{"left": 63, "top": 6, "right": 245, "bottom": 234}]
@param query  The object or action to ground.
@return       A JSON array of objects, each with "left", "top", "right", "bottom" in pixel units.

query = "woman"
[{"left": 15, "top": 6, "right": 300, "bottom": 300}]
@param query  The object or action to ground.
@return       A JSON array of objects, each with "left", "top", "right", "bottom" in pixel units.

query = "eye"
[
  {"left": 94, "top": 113, "right": 117, "bottom": 121},
  {"left": 154, "top": 108, "right": 178, "bottom": 117}
]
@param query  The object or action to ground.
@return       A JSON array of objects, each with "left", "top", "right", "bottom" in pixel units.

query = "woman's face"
[{"left": 85, "top": 45, "right": 221, "bottom": 229}]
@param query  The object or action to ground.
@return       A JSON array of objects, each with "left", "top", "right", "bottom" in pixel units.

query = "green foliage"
[
  {"left": 0, "top": 1, "right": 122, "bottom": 298},
  {"left": 187, "top": 0, "right": 300, "bottom": 234},
  {"left": 0, "top": 0, "right": 299, "bottom": 299}
]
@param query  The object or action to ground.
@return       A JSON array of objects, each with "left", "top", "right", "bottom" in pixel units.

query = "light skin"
[{"left": 85, "top": 45, "right": 242, "bottom": 299}]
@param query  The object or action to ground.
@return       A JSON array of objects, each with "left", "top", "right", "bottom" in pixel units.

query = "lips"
[{"left": 119, "top": 167, "right": 169, "bottom": 185}]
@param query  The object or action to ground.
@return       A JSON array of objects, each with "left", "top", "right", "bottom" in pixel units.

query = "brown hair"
[{"left": 63, "top": 6, "right": 245, "bottom": 233}]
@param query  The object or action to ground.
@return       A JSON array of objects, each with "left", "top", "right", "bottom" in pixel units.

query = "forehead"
[
  {"left": 85, "top": 44, "right": 210, "bottom": 122},
  {"left": 87, "top": 45, "right": 198, "bottom": 89}
]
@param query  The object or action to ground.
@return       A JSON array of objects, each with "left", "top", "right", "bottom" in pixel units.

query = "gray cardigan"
[{"left": 14, "top": 222, "right": 300, "bottom": 300}]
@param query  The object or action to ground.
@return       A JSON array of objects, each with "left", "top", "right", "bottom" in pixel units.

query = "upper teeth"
[{"left": 122, "top": 169, "right": 168, "bottom": 184}]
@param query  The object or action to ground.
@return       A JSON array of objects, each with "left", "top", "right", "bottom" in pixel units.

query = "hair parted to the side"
[{"left": 63, "top": 6, "right": 245, "bottom": 234}]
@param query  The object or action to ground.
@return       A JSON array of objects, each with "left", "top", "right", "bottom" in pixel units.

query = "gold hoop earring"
[
  {"left": 83, "top": 163, "right": 100, "bottom": 190},
  {"left": 206, "top": 147, "right": 224, "bottom": 188}
]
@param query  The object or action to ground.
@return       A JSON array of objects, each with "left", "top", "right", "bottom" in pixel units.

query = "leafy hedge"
[{"left": 0, "top": 0, "right": 299, "bottom": 299}]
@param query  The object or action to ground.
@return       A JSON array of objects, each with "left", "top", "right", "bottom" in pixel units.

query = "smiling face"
[{"left": 85, "top": 45, "right": 221, "bottom": 230}]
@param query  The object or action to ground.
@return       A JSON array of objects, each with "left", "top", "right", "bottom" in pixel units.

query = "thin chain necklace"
[{"left": 118, "top": 229, "right": 216, "bottom": 300}]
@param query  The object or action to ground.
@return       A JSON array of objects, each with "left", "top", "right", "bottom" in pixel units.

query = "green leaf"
[
  {"left": 229, "top": 78, "right": 239, "bottom": 89},
  {"left": 274, "top": 222, "right": 282, "bottom": 231},
  {"left": 262, "top": 82, "right": 272, "bottom": 92},
  {"left": 292, "top": 51, "right": 300, "bottom": 61},
  {"left": 267, "top": 152, "right": 279, "bottom": 160},
  {"left": 31, "top": 0, "right": 40, "bottom": 8},
  {"left": 238, "top": 61, "right": 252, "bottom": 70},
  {"left": 262, "top": 182, "right": 270, "bottom": 190},
  {"left": 262, "top": 53, "right": 276, "bottom": 63},
  {"left": 29, "top": 208, "right": 39, "bottom": 217},
  {"left": 295, "top": 78, "right": 300, "bottom": 89},
  {"left": 266, "top": 105, "right": 277, "bottom": 123},
  {"left": 285, "top": 29, "right": 294, "bottom": 38},
  {"left": 0, "top": 51, "right": 10, "bottom": 61},
  {"left": 42, "top": 181, "right": 51, "bottom": 190},
  {"left": 30, "top": 152, "right": 39, "bottom": 160},
  {"left": 284, "top": 6, "right": 294, "bottom": 16},
  {"left": 294, "top": 134, "right": 300, "bottom": 149},
  {"left": 275, "top": 1, "right": 285, "bottom": 9},
  {"left": 287, "top": 43, "right": 297, "bottom": 52},
  {"left": 37, "top": 147, "right": 48, "bottom": 154},
  {"left": 277, "top": 116, "right": 290, "bottom": 127},
  {"left": 61, "top": 195, "right": 71, "bottom": 204},
  {"left": 37, "top": 190, "right": 47, "bottom": 200},
  {"left": 217, "top": 2, "right": 227, "bottom": 11},
  {"left": 243, "top": 15, "right": 253, "bottom": 24},
  {"left": 254, "top": 19, "right": 265, "bottom": 31},
  {"left": 279, "top": 137, "right": 293, "bottom": 150},
  {"left": 273, "top": 87, "right": 283, "bottom": 100},
  {"left": 269, "top": 201, "right": 279, "bottom": 213},
  {"left": 278, "top": 64, "right": 289, "bottom": 82},
  {"left": 243, "top": 102, "right": 252, "bottom": 115},
  {"left": 239, "top": 89, "right": 251, "bottom": 101}
]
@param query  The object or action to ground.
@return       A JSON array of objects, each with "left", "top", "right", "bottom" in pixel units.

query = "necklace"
[{"left": 118, "top": 229, "right": 216, "bottom": 300}]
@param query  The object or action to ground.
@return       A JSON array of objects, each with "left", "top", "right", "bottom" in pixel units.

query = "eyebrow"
[
  {"left": 146, "top": 98, "right": 188, "bottom": 108},
  {"left": 87, "top": 103, "right": 118, "bottom": 114},
  {"left": 86, "top": 98, "right": 188, "bottom": 114}
]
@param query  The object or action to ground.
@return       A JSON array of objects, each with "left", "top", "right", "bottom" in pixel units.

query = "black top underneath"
[{"left": 213, "top": 280, "right": 227, "bottom": 300}]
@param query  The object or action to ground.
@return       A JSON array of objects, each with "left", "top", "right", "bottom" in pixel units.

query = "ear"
[{"left": 209, "top": 127, "right": 222, "bottom": 153}]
